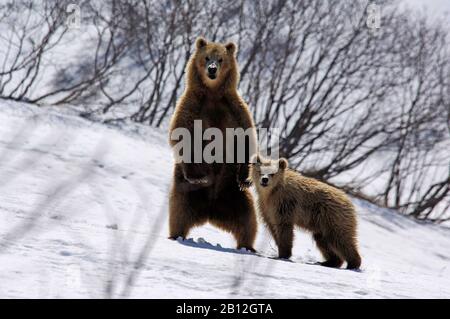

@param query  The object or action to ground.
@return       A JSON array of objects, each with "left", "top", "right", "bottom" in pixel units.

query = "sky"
[{"left": 402, "top": 0, "right": 450, "bottom": 17}]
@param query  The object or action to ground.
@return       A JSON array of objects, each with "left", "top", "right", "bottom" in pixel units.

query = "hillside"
[{"left": 0, "top": 101, "right": 449, "bottom": 298}]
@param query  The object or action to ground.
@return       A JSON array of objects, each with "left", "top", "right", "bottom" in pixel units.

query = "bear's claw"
[
  {"left": 239, "top": 179, "right": 252, "bottom": 191},
  {"left": 186, "top": 177, "right": 209, "bottom": 185}
]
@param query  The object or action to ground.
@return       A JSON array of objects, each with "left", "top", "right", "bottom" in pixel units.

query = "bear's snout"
[{"left": 207, "top": 62, "right": 218, "bottom": 79}]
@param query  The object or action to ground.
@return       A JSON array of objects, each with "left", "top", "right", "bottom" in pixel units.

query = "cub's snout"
[
  {"left": 260, "top": 176, "right": 269, "bottom": 187},
  {"left": 250, "top": 155, "right": 287, "bottom": 190}
]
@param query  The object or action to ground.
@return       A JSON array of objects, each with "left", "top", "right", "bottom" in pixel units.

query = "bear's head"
[
  {"left": 250, "top": 155, "right": 288, "bottom": 191},
  {"left": 187, "top": 36, "right": 239, "bottom": 91}
]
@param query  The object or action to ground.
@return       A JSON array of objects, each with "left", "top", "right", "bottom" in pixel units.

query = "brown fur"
[
  {"left": 251, "top": 157, "right": 362, "bottom": 269},
  {"left": 168, "top": 37, "right": 257, "bottom": 250}
]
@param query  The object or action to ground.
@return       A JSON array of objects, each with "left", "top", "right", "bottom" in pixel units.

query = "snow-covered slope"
[{"left": 0, "top": 101, "right": 449, "bottom": 298}]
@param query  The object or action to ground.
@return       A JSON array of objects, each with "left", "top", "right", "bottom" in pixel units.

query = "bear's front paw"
[{"left": 239, "top": 179, "right": 252, "bottom": 191}]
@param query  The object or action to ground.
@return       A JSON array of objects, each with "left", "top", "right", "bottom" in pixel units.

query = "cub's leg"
[
  {"left": 264, "top": 215, "right": 294, "bottom": 259},
  {"left": 274, "top": 222, "right": 294, "bottom": 259},
  {"left": 334, "top": 235, "right": 361, "bottom": 270},
  {"left": 168, "top": 188, "right": 207, "bottom": 240},
  {"left": 345, "top": 246, "right": 362, "bottom": 270},
  {"left": 313, "top": 233, "right": 344, "bottom": 268},
  {"left": 277, "top": 223, "right": 294, "bottom": 259}
]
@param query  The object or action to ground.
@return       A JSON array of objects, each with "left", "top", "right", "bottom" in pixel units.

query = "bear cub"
[{"left": 251, "top": 156, "right": 361, "bottom": 269}]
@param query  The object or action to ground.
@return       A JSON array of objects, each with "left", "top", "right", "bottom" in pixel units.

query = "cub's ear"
[
  {"left": 225, "top": 42, "right": 237, "bottom": 55},
  {"left": 196, "top": 37, "right": 207, "bottom": 49},
  {"left": 250, "top": 154, "right": 261, "bottom": 165},
  {"left": 279, "top": 158, "right": 288, "bottom": 170}
]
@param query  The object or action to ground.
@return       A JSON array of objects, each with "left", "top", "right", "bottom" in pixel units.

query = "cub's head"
[
  {"left": 250, "top": 155, "right": 288, "bottom": 191},
  {"left": 192, "top": 36, "right": 238, "bottom": 89}
]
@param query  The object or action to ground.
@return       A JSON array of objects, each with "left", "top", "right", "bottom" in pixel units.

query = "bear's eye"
[
  {"left": 205, "top": 57, "right": 210, "bottom": 62},
  {"left": 218, "top": 58, "right": 223, "bottom": 63}
]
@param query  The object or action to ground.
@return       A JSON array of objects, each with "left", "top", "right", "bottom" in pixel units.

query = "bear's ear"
[
  {"left": 279, "top": 158, "right": 288, "bottom": 170},
  {"left": 196, "top": 37, "right": 207, "bottom": 49},
  {"left": 225, "top": 42, "right": 237, "bottom": 55}
]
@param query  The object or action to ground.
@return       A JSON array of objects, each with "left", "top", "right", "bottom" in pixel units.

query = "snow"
[{"left": 0, "top": 101, "right": 449, "bottom": 298}]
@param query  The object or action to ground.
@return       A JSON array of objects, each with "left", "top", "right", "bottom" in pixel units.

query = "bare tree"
[
  {"left": 0, "top": 1, "right": 70, "bottom": 102},
  {"left": 1, "top": 0, "right": 448, "bottom": 221}
]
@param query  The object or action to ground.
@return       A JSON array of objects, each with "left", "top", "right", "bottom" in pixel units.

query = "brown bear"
[
  {"left": 251, "top": 156, "right": 362, "bottom": 269},
  {"left": 168, "top": 37, "right": 257, "bottom": 251}
]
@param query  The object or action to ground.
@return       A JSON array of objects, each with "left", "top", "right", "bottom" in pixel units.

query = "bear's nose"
[
  {"left": 261, "top": 177, "right": 269, "bottom": 185},
  {"left": 208, "top": 64, "right": 217, "bottom": 75}
]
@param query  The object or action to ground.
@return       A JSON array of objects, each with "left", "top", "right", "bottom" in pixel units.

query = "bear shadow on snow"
[{"left": 175, "top": 237, "right": 258, "bottom": 256}]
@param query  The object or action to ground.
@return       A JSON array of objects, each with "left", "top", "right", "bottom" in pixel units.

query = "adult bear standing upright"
[{"left": 168, "top": 37, "right": 257, "bottom": 251}]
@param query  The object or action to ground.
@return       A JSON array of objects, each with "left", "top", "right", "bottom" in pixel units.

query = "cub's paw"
[{"left": 319, "top": 260, "right": 343, "bottom": 268}]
